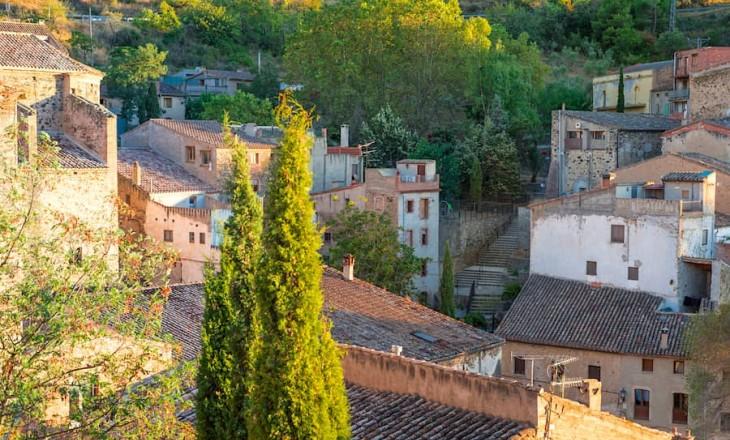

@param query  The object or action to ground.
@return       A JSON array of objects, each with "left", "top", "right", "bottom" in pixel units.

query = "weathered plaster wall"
[
  {"left": 530, "top": 211, "right": 680, "bottom": 300},
  {"left": 662, "top": 128, "right": 730, "bottom": 163},
  {"left": 690, "top": 66, "right": 730, "bottom": 120},
  {"left": 503, "top": 341, "right": 688, "bottom": 433}
]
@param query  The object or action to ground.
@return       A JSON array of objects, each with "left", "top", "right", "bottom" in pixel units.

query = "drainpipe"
[{"left": 558, "top": 105, "right": 565, "bottom": 195}]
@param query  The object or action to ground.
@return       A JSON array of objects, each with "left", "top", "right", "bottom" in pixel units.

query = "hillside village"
[{"left": 1, "top": 0, "right": 730, "bottom": 438}]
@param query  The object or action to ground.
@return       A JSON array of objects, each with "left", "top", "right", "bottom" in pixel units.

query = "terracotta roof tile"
[
  {"left": 0, "top": 21, "right": 66, "bottom": 52},
  {"left": 161, "top": 268, "right": 503, "bottom": 363},
  {"left": 118, "top": 148, "right": 218, "bottom": 193},
  {"left": 41, "top": 136, "right": 105, "bottom": 169},
  {"left": 496, "top": 275, "right": 689, "bottom": 357},
  {"left": 662, "top": 170, "right": 713, "bottom": 182},
  {"left": 148, "top": 119, "right": 277, "bottom": 149},
  {"left": 0, "top": 31, "right": 93, "bottom": 73}
]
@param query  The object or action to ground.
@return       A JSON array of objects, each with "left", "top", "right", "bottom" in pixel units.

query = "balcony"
[
  {"left": 675, "top": 65, "right": 689, "bottom": 78},
  {"left": 669, "top": 89, "right": 689, "bottom": 102},
  {"left": 680, "top": 200, "right": 703, "bottom": 213},
  {"left": 397, "top": 174, "right": 440, "bottom": 192},
  {"left": 564, "top": 137, "right": 582, "bottom": 150}
]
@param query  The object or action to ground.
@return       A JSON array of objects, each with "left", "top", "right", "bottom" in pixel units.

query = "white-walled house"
[{"left": 530, "top": 171, "right": 716, "bottom": 311}]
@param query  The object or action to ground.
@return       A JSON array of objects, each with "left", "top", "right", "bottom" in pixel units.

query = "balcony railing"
[
  {"left": 396, "top": 174, "right": 439, "bottom": 191},
  {"left": 680, "top": 200, "right": 703, "bottom": 213},
  {"left": 669, "top": 89, "right": 689, "bottom": 101},
  {"left": 564, "top": 137, "right": 582, "bottom": 150}
]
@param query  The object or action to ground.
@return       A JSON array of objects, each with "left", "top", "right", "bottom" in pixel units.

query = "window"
[
  {"left": 405, "top": 230, "right": 414, "bottom": 247},
  {"left": 200, "top": 150, "right": 211, "bottom": 166},
  {"left": 163, "top": 97, "right": 172, "bottom": 108},
  {"left": 419, "top": 198, "right": 429, "bottom": 219},
  {"left": 163, "top": 230, "right": 173, "bottom": 242},
  {"left": 602, "top": 90, "right": 607, "bottom": 107},
  {"left": 406, "top": 200, "right": 414, "bottom": 213},
  {"left": 189, "top": 232, "right": 195, "bottom": 243},
  {"left": 588, "top": 365, "right": 601, "bottom": 381},
  {"left": 702, "top": 229, "right": 709, "bottom": 245},
  {"left": 125, "top": 194, "right": 131, "bottom": 205},
  {"left": 567, "top": 131, "right": 581, "bottom": 139},
  {"left": 420, "top": 228, "right": 428, "bottom": 246},
  {"left": 681, "top": 189, "right": 690, "bottom": 200},
  {"left": 674, "top": 360, "right": 685, "bottom": 374},
  {"left": 611, "top": 224, "right": 625, "bottom": 243},
  {"left": 628, "top": 266, "right": 639, "bottom": 281},
  {"left": 254, "top": 152, "right": 260, "bottom": 164},
  {"left": 189, "top": 195, "right": 197, "bottom": 206},
  {"left": 586, "top": 261, "right": 597, "bottom": 276},
  {"left": 324, "top": 232, "right": 332, "bottom": 243},
  {"left": 420, "top": 260, "right": 428, "bottom": 277},
  {"left": 673, "top": 393, "right": 688, "bottom": 424},
  {"left": 199, "top": 233, "right": 206, "bottom": 244},
  {"left": 514, "top": 357, "right": 526, "bottom": 375},
  {"left": 634, "top": 389, "right": 650, "bottom": 420},
  {"left": 591, "top": 131, "right": 606, "bottom": 140},
  {"left": 185, "top": 146, "right": 195, "bottom": 162},
  {"left": 721, "top": 413, "right": 730, "bottom": 432},
  {"left": 642, "top": 358, "right": 654, "bottom": 372}
]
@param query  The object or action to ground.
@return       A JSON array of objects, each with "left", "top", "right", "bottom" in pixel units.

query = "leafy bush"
[
  {"left": 502, "top": 282, "right": 522, "bottom": 301},
  {"left": 463, "top": 312, "right": 487, "bottom": 328}
]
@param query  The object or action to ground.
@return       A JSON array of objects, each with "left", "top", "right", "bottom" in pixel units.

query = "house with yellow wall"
[{"left": 593, "top": 61, "right": 673, "bottom": 115}]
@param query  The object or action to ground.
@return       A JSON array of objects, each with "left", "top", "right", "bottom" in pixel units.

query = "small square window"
[
  {"left": 611, "top": 224, "right": 625, "bottom": 243},
  {"left": 199, "top": 233, "right": 206, "bottom": 244},
  {"left": 185, "top": 146, "right": 195, "bottom": 162},
  {"left": 586, "top": 261, "right": 597, "bottom": 276},
  {"left": 163, "top": 97, "right": 172, "bottom": 108},
  {"left": 674, "top": 360, "right": 685, "bottom": 374},
  {"left": 642, "top": 358, "right": 653, "bottom": 372},
  {"left": 681, "top": 189, "right": 690, "bottom": 200},
  {"left": 163, "top": 230, "right": 173, "bottom": 242},
  {"left": 406, "top": 200, "right": 414, "bottom": 213},
  {"left": 189, "top": 232, "right": 195, "bottom": 243},
  {"left": 514, "top": 357, "right": 525, "bottom": 375},
  {"left": 588, "top": 365, "right": 601, "bottom": 381},
  {"left": 628, "top": 267, "right": 639, "bottom": 281}
]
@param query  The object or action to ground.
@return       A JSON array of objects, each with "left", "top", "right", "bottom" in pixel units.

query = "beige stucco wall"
[
  {"left": 502, "top": 341, "right": 688, "bottom": 433},
  {"left": 159, "top": 95, "right": 186, "bottom": 120},
  {"left": 663, "top": 128, "right": 730, "bottom": 163},
  {"left": 593, "top": 70, "right": 654, "bottom": 112}
]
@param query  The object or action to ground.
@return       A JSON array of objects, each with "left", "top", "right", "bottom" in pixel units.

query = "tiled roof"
[
  {"left": 322, "top": 267, "right": 503, "bottom": 362},
  {"left": 662, "top": 170, "right": 712, "bottom": 182},
  {"left": 675, "top": 152, "right": 730, "bottom": 175},
  {"left": 496, "top": 275, "right": 689, "bottom": 358},
  {"left": 0, "top": 21, "right": 65, "bottom": 51},
  {"left": 118, "top": 148, "right": 218, "bottom": 193},
  {"left": 158, "top": 82, "right": 185, "bottom": 97},
  {"left": 187, "top": 68, "right": 254, "bottom": 82},
  {"left": 148, "top": 119, "right": 277, "bottom": 149},
  {"left": 0, "top": 31, "right": 95, "bottom": 73},
  {"left": 623, "top": 60, "right": 672, "bottom": 74},
  {"left": 161, "top": 268, "right": 503, "bottom": 364},
  {"left": 161, "top": 284, "right": 204, "bottom": 361},
  {"left": 563, "top": 110, "right": 680, "bottom": 131},
  {"left": 178, "top": 383, "right": 531, "bottom": 439},
  {"left": 41, "top": 136, "right": 105, "bottom": 169}
]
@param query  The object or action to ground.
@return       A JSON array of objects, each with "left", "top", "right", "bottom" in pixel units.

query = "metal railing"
[
  {"left": 669, "top": 89, "right": 689, "bottom": 101},
  {"left": 680, "top": 200, "right": 703, "bottom": 213}
]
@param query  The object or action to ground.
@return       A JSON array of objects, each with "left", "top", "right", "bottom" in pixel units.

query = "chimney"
[
  {"left": 342, "top": 254, "right": 355, "bottom": 281},
  {"left": 340, "top": 124, "right": 349, "bottom": 147},
  {"left": 390, "top": 345, "right": 403, "bottom": 356},
  {"left": 660, "top": 328, "right": 669, "bottom": 350},
  {"left": 601, "top": 173, "right": 615, "bottom": 188},
  {"left": 132, "top": 161, "right": 142, "bottom": 186}
]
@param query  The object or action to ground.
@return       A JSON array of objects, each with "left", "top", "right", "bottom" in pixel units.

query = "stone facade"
[
  {"left": 689, "top": 64, "right": 730, "bottom": 120},
  {"left": 662, "top": 122, "right": 730, "bottom": 163}
]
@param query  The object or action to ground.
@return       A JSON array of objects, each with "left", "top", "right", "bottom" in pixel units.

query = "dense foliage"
[
  {"left": 187, "top": 91, "right": 275, "bottom": 125},
  {"left": 196, "top": 116, "right": 263, "bottom": 438},
  {"left": 327, "top": 205, "right": 423, "bottom": 295},
  {"left": 248, "top": 96, "right": 350, "bottom": 439},
  {"left": 360, "top": 105, "right": 419, "bottom": 168},
  {"left": 0, "top": 138, "right": 190, "bottom": 438}
]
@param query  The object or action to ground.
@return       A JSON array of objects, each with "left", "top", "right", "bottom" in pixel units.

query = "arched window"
[
  {"left": 602, "top": 90, "right": 607, "bottom": 108},
  {"left": 634, "top": 86, "right": 640, "bottom": 104}
]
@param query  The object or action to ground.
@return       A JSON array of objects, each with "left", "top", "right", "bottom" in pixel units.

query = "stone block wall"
[
  {"left": 690, "top": 66, "right": 730, "bottom": 120},
  {"left": 616, "top": 130, "right": 663, "bottom": 167},
  {"left": 439, "top": 208, "right": 511, "bottom": 271}
]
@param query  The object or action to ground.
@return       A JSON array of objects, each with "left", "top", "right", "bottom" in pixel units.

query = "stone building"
[
  {"left": 497, "top": 274, "right": 690, "bottom": 433},
  {"left": 532, "top": 172, "right": 717, "bottom": 310},
  {"left": 101, "top": 81, "right": 187, "bottom": 128},
  {"left": 546, "top": 110, "right": 679, "bottom": 196},
  {"left": 365, "top": 159, "right": 441, "bottom": 300},
  {"left": 670, "top": 47, "right": 730, "bottom": 117},
  {"left": 592, "top": 60, "right": 673, "bottom": 114},
  {"left": 0, "top": 24, "right": 118, "bottom": 266},
  {"left": 662, "top": 119, "right": 730, "bottom": 164},
  {"left": 117, "top": 147, "right": 226, "bottom": 283},
  {"left": 166, "top": 67, "right": 255, "bottom": 98},
  {"left": 121, "top": 119, "right": 278, "bottom": 195}
]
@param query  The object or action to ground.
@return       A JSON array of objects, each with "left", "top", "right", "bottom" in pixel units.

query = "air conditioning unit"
[{"left": 575, "top": 122, "right": 582, "bottom": 129}]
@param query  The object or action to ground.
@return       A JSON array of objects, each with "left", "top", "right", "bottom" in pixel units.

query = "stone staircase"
[{"left": 456, "top": 220, "right": 523, "bottom": 315}]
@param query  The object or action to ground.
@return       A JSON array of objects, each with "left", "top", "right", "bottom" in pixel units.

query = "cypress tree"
[
  {"left": 439, "top": 242, "right": 456, "bottom": 317},
  {"left": 248, "top": 95, "right": 350, "bottom": 439},
  {"left": 197, "top": 113, "right": 262, "bottom": 439},
  {"left": 616, "top": 66, "right": 625, "bottom": 113}
]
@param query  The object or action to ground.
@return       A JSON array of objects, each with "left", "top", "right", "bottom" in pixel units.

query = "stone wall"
[
  {"left": 616, "top": 130, "right": 663, "bottom": 167},
  {"left": 439, "top": 208, "right": 511, "bottom": 272},
  {"left": 690, "top": 66, "right": 730, "bottom": 120},
  {"left": 662, "top": 126, "right": 730, "bottom": 163}
]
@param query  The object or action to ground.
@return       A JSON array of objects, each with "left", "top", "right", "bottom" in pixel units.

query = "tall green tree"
[
  {"left": 327, "top": 205, "right": 423, "bottom": 295},
  {"left": 138, "top": 82, "right": 162, "bottom": 124},
  {"left": 464, "top": 122, "right": 522, "bottom": 198},
  {"left": 190, "top": 91, "right": 275, "bottom": 125},
  {"left": 248, "top": 96, "right": 350, "bottom": 439},
  {"left": 196, "top": 115, "right": 263, "bottom": 438},
  {"left": 616, "top": 66, "right": 625, "bottom": 113},
  {"left": 439, "top": 243, "right": 456, "bottom": 317},
  {"left": 360, "top": 105, "right": 418, "bottom": 168}
]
